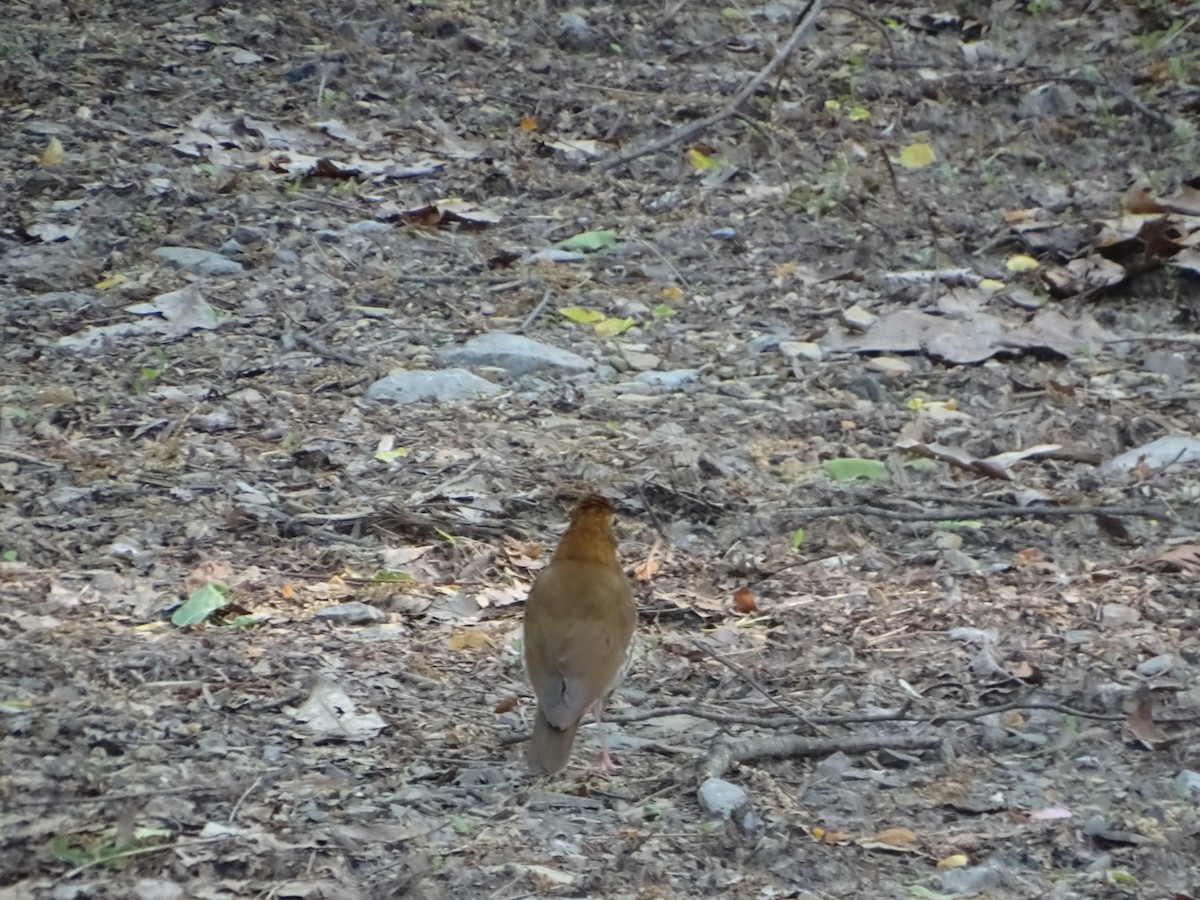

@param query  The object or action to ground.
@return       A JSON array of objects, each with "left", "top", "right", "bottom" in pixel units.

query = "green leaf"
[
  {"left": 558, "top": 306, "right": 605, "bottom": 324},
  {"left": 434, "top": 528, "right": 457, "bottom": 546},
  {"left": 371, "top": 569, "right": 413, "bottom": 584},
  {"left": 450, "top": 815, "right": 476, "bottom": 834},
  {"left": 594, "top": 316, "right": 635, "bottom": 337},
  {"left": 51, "top": 836, "right": 92, "bottom": 866},
  {"left": 171, "top": 582, "right": 231, "bottom": 627},
  {"left": 2, "top": 549, "right": 17, "bottom": 562},
  {"left": 227, "top": 615, "right": 264, "bottom": 628},
  {"left": 791, "top": 528, "right": 805, "bottom": 549},
  {"left": 559, "top": 229, "right": 618, "bottom": 252},
  {"left": 0, "top": 697, "right": 32, "bottom": 712},
  {"left": 651, "top": 304, "right": 676, "bottom": 317},
  {"left": 822, "top": 458, "right": 889, "bottom": 482}
]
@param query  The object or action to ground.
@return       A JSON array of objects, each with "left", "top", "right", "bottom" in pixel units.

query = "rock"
[
  {"left": 633, "top": 369, "right": 699, "bottom": 390},
  {"left": 698, "top": 777, "right": 748, "bottom": 819},
  {"left": 1103, "top": 436, "right": 1200, "bottom": 475},
  {"left": 314, "top": 602, "right": 386, "bottom": 625},
  {"left": 365, "top": 368, "right": 502, "bottom": 405},
  {"left": 232, "top": 225, "right": 265, "bottom": 244},
  {"left": 441, "top": 332, "right": 591, "bottom": 376},
  {"left": 779, "top": 340, "right": 824, "bottom": 361},
  {"left": 1017, "top": 82, "right": 1079, "bottom": 119},
  {"left": 556, "top": 11, "right": 593, "bottom": 50},
  {"left": 622, "top": 350, "right": 661, "bottom": 371},
  {"left": 153, "top": 246, "right": 244, "bottom": 275},
  {"left": 1175, "top": 770, "right": 1200, "bottom": 797}
]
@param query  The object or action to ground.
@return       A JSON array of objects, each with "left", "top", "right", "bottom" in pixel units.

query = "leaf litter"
[{"left": 2, "top": 2, "right": 1200, "bottom": 898}]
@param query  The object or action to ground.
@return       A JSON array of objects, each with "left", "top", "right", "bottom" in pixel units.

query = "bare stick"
[
  {"left": 784, "top": 503, "right": 1168, "bottom": 522},
  {"left": 595, "top": 0, "right": 825, "bottom": 173}
]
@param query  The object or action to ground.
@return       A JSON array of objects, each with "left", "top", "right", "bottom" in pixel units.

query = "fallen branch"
[
  {"left": 595, "top": 0, "right": 825, "bottom": 173},
  {"left": 704, "top": 733, "right": 944, "bottom": 779},
  {"left": 786, "top": 503, "right": 1168, "bottom": 522}
]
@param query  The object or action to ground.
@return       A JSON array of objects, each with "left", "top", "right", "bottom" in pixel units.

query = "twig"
[
  {"left": 514, "top": 289, "right": 553, "bottom": 334},
  {"left": 62, "top": 835, "right": 234, "bottom": 880},
  {"left": 704, "top": 733, "right": 943, "bottom": 779},
  {"left": 969, "top": 73, "right": 1177, "bottom": 131},
  {"left": 698, "top": 642, "right": 829, "bottom": 734},
  {"left": 292, "top": 330, "right": 367, "bottom": 367},
  {"left": 785, "top": 503, "right": 1168, "bottom": 522},
  {"left": 606, "top": 698, "right": 1200, "bottom": 729},
  {"left": 595, "top": 0, "right": 825, "bottom": 173}
]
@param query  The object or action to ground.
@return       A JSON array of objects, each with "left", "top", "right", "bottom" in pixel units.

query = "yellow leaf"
[
  {"left": 686, "top": 148, "right": 719, "bottom": 171},
  {"left": 594, "top": 316, "right": 634, "bottom": 337},
  {"left": 95, "top": 274, "right": 128, "bottom": 290},
  {"left": 661, "top": 285, "right": 684, "bottom": 302},
  {"left": 41, "top": 137, "right": 64, "bottom": 167},
  {"left": 559, "top": 306, "right": 605, "bottom": 324},
  {"left": 898, "top": 142, "right": 935, "bottom": 169},
  {"left": 449, "top": 629, "right": 489, "bottom": 651},
  {"left": 374, "top": 447, "right": 409, "bottom": 462},
  {"left": 519, "top": 114, "right": 538, "bottom": 132},
  {"left": 824, "top": 99, "right": 842, "bottom": 111},
  {"left": 1006, "top": 254, "right": 1039, "bottom": 272},
  {"left": 937, "top": 853, "right": 970, "bottom": 870},
  {"left": 979, "top": 278, "right": 1005, "bottom": 291},
  {"left": 848, "top": 106, "right": 870, "bottom": 121}
]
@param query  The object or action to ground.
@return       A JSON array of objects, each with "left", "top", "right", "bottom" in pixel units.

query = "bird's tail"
[{"left": 526, "top": 706, "right": 579, "bottom": 775}]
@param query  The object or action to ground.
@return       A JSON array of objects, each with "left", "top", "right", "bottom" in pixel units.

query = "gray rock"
[
  {"left": 1017, "top": 82, "right": 1079, "bottom": 119},
  {"left": 442, "top": 332, "right": 591, "bottom": 377},
  {"left": 344, "top": 220, "right": 390, "bottom": 234},
  {"left": 697, "top": 777, "right": 748, "bottom": 819},
  {"left": 1175, "top": 769, "right": 1200, "bottom": 797},
  {"left": 365, "top": 368, "right": 502, "bottom": 405},
  {"left": 633, "top": 369, "right": 699, "bottom": 390},
  {"left": 314, "top": 602, "right": 386, "bottom": 625},
  {"left": 153, "top": 246, "right": 244, "bottom": 275},
  {"left": 233, "top": 225, "right": 265, "bottom": 244},
  {"left": 556, "top": 11, "right": 593, "bottom": 50}
]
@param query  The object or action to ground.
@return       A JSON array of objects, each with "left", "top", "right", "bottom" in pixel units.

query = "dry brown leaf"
[
  {"left": 733, "top": 586, "right": 757, "bottom": 613},
  {"left": 633, "top": 557, "right": 661, "bottom": 581},
  {"left": 494, "top": 696, "right": 517, "bottom": 714},
  {"left": 859, "top": 827, "right": 921, "bottom": 852},
  {"left": 1125, "top": 688, "right": 1169, "bottom": 748},
  {"left": 812, "top": 827, "right": 850, "bottom": 844},
  {"left": 1156, "top": 543, "right": 1200, "bottom": 576}
]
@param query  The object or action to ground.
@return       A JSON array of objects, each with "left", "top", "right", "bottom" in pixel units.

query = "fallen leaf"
[
  {"left": 1125, "top": 687, "right": 1169, "bottom": 748},
  {"left": 41, "top": 136, "right": 64, "bottom": 167},
  {"left": 733, "top": 586, "right": 757, "bottom": 613},
  {"left": 449, "top": 629, "right": 490, "bottom": 651},
  {"left": 859, "top": 827, "right": 922, "bottom": 852}
]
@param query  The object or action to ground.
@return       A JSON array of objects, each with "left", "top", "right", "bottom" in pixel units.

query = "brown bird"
[{"left": 523, "top": 493, "right": 636, "bottom": 775}]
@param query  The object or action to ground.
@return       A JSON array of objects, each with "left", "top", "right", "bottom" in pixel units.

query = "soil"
[{"left": 3, "top": 1, "right": 1200, "bottom": 898}]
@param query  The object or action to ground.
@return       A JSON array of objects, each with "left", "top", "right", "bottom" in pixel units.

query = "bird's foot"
[{"left": 595, "top": 750, "right": 620, "bottom": 773}]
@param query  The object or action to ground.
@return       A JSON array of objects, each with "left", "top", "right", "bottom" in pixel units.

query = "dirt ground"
[{"left": 3, "top": 1, "right": 1200, "bottom": 898}]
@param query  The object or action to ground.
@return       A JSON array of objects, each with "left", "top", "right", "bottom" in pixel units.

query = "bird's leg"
[{"left": 591, "top": 702, "right": 619, "bottom": 772}]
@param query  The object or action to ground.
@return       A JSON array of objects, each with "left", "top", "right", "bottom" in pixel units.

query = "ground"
[{"left": 3, "top": 1, "right": 1200, "bottom": 898}]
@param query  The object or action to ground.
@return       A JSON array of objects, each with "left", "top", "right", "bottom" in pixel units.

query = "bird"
[{"left": 522, "top": 493, "right": 636, "bottom": 775}]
